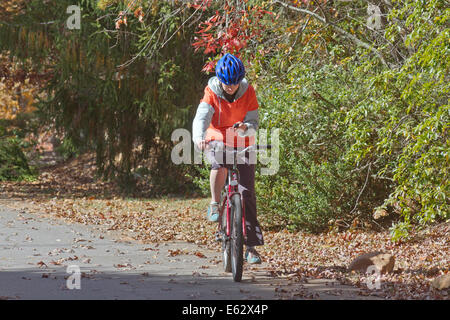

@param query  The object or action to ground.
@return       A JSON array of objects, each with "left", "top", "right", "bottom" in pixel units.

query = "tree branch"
[
  {"left": 351, "top": 162, "right": 372, "bottom": 214},
  {"left": 274, "top": 0, "right": 389, "bottom": 68}
]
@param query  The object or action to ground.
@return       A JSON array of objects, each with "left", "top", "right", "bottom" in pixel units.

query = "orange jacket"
[{"left": 193, "top": 77, "right": 259, "bottom": 147}]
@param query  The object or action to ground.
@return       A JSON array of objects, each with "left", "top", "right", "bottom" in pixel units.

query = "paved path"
[{"left": 0, "top": 205, "right": 378, "bottom": 300}]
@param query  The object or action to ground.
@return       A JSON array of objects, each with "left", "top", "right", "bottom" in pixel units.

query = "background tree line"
[{"left": 0, "top": 0, "right": 448, "bottom": 240}]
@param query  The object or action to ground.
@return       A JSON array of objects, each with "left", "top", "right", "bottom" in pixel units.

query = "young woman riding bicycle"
[{"left": 192, "top": 53, "right": 263, "bottom": 264}]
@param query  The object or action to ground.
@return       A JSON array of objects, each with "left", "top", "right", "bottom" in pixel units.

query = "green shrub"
[
  {"left": 0, "top": 137, "right": 35, "bottom": 181},
  {"left": 344, "top": 0, "right": 449, "bottom": 240},
  {"left": 254, "top": 62, "right": 388, "bottom": 232}
]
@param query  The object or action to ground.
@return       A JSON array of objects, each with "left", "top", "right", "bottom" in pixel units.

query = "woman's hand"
[{"left": 233, "top": 121, "right": 248, "bottom": 132}]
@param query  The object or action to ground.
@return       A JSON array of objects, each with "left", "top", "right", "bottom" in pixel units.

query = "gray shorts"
[{"left": 205, "top": 147, "right": 256, "bottom": 170}]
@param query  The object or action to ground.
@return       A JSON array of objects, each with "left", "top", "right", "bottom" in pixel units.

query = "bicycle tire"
[
  {"left": 221, "top": 195, "right": 231, "bottom": 273},
  {"left": 230, "top": 193, "right": 244, "bottom": 282}
]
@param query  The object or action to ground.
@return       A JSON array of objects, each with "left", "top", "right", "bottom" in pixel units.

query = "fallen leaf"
[{"left": 193, "top": 251, "right": 206, "bottom": 258}]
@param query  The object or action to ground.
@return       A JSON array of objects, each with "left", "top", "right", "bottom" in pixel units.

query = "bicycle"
[{"left": 207, "top": 139, "right": 271, "bottom": 282}]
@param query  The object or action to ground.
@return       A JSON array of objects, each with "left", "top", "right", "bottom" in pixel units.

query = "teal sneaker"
[
  {"left": 207, "top": 202, "right": 220, "bottom": 222},
  {"left": 245, "top": 247, "right": 262, "bottom": 264}
]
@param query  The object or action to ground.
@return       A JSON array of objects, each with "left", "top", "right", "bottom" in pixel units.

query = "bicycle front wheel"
[
  {"left": 221, "top": 195, "right": 231, "bottom": 273},
  {"left": 230, "top": 193, "right": 244, "bottom": 282}
]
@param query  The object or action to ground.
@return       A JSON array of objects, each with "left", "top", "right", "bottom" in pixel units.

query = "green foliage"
[
  {"left": 254, "top": 61, "right": 389, "bottom": 232},
  {"left": 0, "top": 0, "right": 206, "bottom": 192},
  {"left": 189, "top": 157, "right": 213, "bottom": 197},
  {"left": 56, "top": 136, "right": 81, "bottom": 160},
  {"left": 0, "top": 109, "right": 38, "bottom": 181},
  {"left": 245, "top": 0, "right": 448, "bottom": 237},
  {"left": 0, "top": 129, "right": 35, "bottom": 181},
  {"left": 345, "top": 0, "right": 449, "bottom": 240}
]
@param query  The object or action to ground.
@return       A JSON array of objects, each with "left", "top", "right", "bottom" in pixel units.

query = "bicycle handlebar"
[{"left": 205, "top": 140, "right": 272, "bottom": 153}]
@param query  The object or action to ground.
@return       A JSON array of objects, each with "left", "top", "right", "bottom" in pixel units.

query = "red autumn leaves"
[
  {"left": 113, "top": 1, "right": 273, "bottom": 73},
  {"left": 192, "top": 5, "right": 274, "bottom": 73}
]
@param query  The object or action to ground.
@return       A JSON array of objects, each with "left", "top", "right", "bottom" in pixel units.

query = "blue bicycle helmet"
[{"left": 215, "top": 53, "right": 245, "bottom": 85}]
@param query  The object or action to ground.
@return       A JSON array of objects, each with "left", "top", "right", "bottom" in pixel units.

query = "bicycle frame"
[{"left": 212, "top": 142, "right": 270, "bottom": 242}]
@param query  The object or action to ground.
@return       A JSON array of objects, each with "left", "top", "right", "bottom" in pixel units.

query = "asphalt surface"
[{"left": 0, "top": 205, "right": 377, "bottom": 300}]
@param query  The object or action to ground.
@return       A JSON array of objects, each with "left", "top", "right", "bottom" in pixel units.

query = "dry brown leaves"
[
  {"left": 0, "top": 0, "right": 28, "bottom": 20},
  {"left": 0, "top": 153, "right": 448, "bottom": 300},
  {"left": 260, "top": 226, "right": 449, "bottom": 300},
  {"left": 0, "top": 51, "right": 50, "bottom": 120}
]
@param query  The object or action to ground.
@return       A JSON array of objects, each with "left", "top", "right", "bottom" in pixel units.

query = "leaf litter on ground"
[{"left": 0, "top": 152, "right": 448, "bottom": 300}]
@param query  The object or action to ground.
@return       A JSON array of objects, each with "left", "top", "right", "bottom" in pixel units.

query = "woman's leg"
[
  {"left": 237, "top": 162, "right": 264, "bottom": 247},
  {"left": 205, "top": 147, "right": 228, "bottom": 204},
  {"left": 210, "top": 167, "right": 227, "bottom": 203}
]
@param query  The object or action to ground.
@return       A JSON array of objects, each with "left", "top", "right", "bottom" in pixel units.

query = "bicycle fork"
[
  {"left": 226, "top": 171, "right": 246, "bottom": 239},
  {"left": 215, "top": 170, "right": 247, "bottom": 242}
]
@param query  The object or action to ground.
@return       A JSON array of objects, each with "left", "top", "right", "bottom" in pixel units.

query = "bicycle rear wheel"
[{"left": 230, "top": 193, "right": 244, "bottom": 282}]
